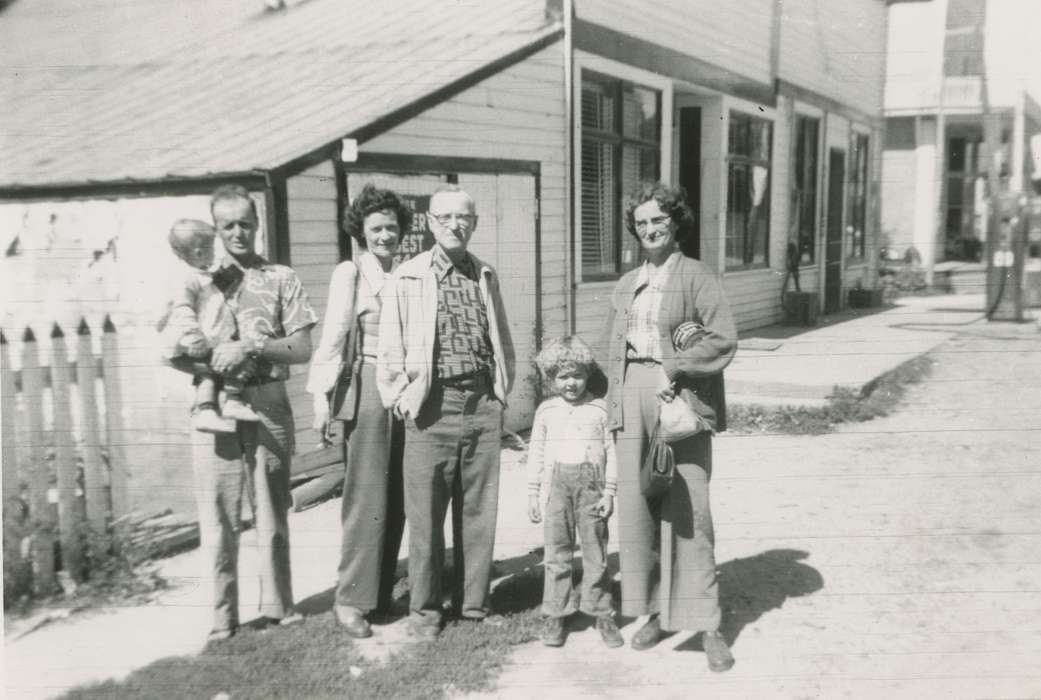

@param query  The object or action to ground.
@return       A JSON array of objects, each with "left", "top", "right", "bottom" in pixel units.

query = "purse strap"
[{"left": 340, "top": 266, "right": 362, "bottom": 369}]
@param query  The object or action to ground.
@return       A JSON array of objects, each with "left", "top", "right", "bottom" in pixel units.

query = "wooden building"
[{"left": 1, "top": 0, "right": 887, "bottom": 517}]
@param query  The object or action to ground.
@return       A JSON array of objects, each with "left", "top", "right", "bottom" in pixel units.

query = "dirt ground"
[
  {"left": 466, "top": 321, "right": 1041, "bottom": 700},
  {"left": 5, "top": 319, "right": 1041, "bottom": 700}
]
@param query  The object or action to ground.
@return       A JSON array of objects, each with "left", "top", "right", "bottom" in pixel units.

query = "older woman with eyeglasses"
[
  {"left": 601, "top": 182, "right": 738, "bottom": 671},
  {"left": 306, "top": 183, "right": 411, "bottom": 638}
]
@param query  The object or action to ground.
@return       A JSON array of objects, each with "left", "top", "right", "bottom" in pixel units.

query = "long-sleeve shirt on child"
[{"left": 526, "top": 395, "right": 618, "bottom": 499}]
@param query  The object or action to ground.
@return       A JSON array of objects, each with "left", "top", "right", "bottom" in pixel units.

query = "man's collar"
[
  {"left": 221, "top": 252, "right": 269, "bottom": 271},
  {"left": 430, "top": 244, "right": 474, "bottom": 281}
]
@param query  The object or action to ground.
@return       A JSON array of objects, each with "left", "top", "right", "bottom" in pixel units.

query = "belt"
[
  {"left": 626, "top": 357, "right": 661, "bottom": 366},
  {"left": 436, "top": 369, "right": 492, "bottom": 390},
  {"left": 244, "top": 374, "right": 281, "bottom": 387}
]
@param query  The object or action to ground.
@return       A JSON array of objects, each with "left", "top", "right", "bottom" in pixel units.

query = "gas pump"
[
  {"left": 1023, "top": 185, "right": 1041, "bottom": 308},
  {"left": 985, "top": 191, "right": 1027, "bottom": 321}
]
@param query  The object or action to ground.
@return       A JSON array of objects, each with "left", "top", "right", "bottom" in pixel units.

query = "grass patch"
[
  {"left": 727, "top": 355, "right": 934, "bottom": 435},
  {"left": 58, "top": 569, "right": 545, "bottom": 700}
]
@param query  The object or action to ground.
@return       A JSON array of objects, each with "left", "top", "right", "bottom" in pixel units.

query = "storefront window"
[
  {"left": 580, "top": 71, "right": 660, "bottom": 279},
  {"left": 725, "top": 111, "right": 772, "bottom": 269},
  {"left": 790, "top": 115, "right": 819, "bottom": 265},
  {"left": 847, "top": 133, "right": 869, "bottom": 260}
]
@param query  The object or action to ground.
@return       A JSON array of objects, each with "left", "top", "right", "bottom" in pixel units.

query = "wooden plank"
[
  {"left": 1, "top": 330, "right": 18, "bottom": 516},
  {"left": 21, "top": 327, "right": 57, "bottom": 595},
  {"left": 100, "top": 316, "right": 129, "bottom": 520},
  {"left": 75, "top": 319, "right": 109, "bottom": 533},
  {"left": 50, "top": 323, "right": 84, "bottom": 580},
  {"left": 1, "top": 330, "right": 29, "bottom": 596},
  {"left": 291, "top": 443, "right": 342, "bottom": 478}
]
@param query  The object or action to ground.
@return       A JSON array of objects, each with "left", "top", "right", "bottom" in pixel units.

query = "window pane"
[
  {"left": 729, "top": 113, "right": 750, "bottom": 157},
  {"left": 793, "top": 116, "right": 819, "bottom": 264},
  {"left": 581, "top": 78, "right": 616, "bottom": 133},
  {"left": 752, "top": 119, "right": 771, "bottom": 161},
  {"left": 580, "top": 139, "right": 617, "bottom": 276},
  {"left": 726, "top": 163, "right": 748, "bottom": 266},
  {"left": 622, "top": 85, "right": 658, "bottom": 141},
  {"left": 749, "top": 164, "right": 770, "bottom": 265},
  {"left": 621, "top": 145, "right": 659, "bottom": 269}
]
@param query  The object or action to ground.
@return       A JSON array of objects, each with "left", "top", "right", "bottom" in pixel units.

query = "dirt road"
[{"left": 469, "top": 322, "right": 1041, "bottom": 699}]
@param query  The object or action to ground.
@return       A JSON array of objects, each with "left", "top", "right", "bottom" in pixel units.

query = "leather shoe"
[
  {"left": 596, "top": 615, "right": 624, "bottom": 648},
  {"left": 703, "top": 631, "right": 735, "bottom": 672},
  {"left": 540, "top": 616, "right": 567, "bottom": 647},
  {"left": 206, "top": 626, "right": 236, "bottom": 643},
  {"left": 334, "top": 606, "right": 372, "bottom": 639},
  {"left": 630, "top": 615, "right": 661, "bottom": 651}
]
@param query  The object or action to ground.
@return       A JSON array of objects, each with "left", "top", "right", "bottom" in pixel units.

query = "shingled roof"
[{"left": 0, "top": 0, "right": 561, "bottom": 190}]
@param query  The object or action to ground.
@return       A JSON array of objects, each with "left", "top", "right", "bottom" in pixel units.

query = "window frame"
[
  {"left": 573, "top": 53, "right": 673, "bottom": 285},
  {"left": 724, "top": 109, "right": 773, "bottom": 271},
  {"left": 579, "top": 70, "right": 662, "bottom": 281},
  {"left": 846, "top": 130, "right": 870, "bottom": 261},
  {"left": 790, "top": 113, "right": 821, "bottom": 266}
]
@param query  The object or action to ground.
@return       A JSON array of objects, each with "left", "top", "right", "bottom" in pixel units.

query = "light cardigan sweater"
[
  {"left": 377, "top": 247, "right": 515, "bottom": 417},
  {"left": 601, "top": 253, "right": 738, "bottom": 433},
  {"left": 306, "top": 252, "right": 392, "bottom": 411}
]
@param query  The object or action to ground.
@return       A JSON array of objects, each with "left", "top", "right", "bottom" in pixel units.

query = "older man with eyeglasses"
[{"left": 377, "top": 184, "right": 515, "bottom": 641}]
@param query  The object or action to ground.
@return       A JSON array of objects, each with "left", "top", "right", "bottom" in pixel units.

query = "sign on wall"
[{"left": 395, "top": 194, "right": 434, "bottom": 263}]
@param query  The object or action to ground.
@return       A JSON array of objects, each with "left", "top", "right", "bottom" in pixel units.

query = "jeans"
[
  {"left": 542, "top": 462, "right": 614, "bottom": 618},
  {"left": 402, "top": 378, "right": 503, "bottom": 625}
]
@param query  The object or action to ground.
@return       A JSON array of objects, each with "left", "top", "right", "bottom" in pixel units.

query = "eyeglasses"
[
  {"left": 634, "top": 215, "right": 671, "bottom": 232},
  {"left": 428, "top": 212, "right": 475, "bottom": 227}
]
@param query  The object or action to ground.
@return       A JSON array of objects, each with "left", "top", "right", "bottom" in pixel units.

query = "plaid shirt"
[
  {"left": 431, "top": 245, "right": 494, "bottom": 380},
  {"left": 625, "top": 251, "right": 681, "bottom": 361}
]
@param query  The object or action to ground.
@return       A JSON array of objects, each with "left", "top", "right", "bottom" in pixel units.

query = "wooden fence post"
[
  {"left": 100, "top": 316, "right": 129, "bottom": 521},
  {"left": 76, "top": 319, "right": 109, "bottom": 535},
  {"left": 21, "top": 327, "right": 58, "bottom": 595},
  {"left": 2, "top": 330, "right": 29, "bottom": 598},
  {"left": 51, "top": 323, "right": 85, "bottom": 580},
  {"left": 1, "top": 330, "right": 18, "bottom": 514}
]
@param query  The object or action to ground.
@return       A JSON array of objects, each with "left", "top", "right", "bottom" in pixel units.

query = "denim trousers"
[
  {"left": 402, "top": 379, "right": 503, "bottom": 624},
  {"left": 541, "top": 462, "right": 614, "bottom": 619},
  {"left": 336, "top": 362, "right": 406, "bottom": 614},
  {"left": 191, "top": 380, "right": 294, "bottom": 632}
]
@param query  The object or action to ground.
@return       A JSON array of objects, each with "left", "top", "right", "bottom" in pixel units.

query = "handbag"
[
  {"left": 658, "top": 393, "right": 708, "bottom": 443},
  {"left": 328, "top": 333, "right": 361, "bottom": 422},
  {"left": 639, "top": 421, "right": 675, "bottom": 498}
]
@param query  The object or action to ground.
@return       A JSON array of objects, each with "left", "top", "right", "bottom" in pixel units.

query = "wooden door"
[{"left": 825, "top": 149, "right": 846, "bottom": 313}]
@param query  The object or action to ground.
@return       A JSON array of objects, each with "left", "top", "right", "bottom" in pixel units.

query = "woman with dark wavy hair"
[
  {"left": 601, "top": 182, "right": 739, "bottom": 671},
  {"left": 306, "top": 183, "right": 412, "bottom": 638}
]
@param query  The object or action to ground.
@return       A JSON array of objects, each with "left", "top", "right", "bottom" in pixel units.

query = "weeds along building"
[{"left": 0, "top": 0, "right": 886, "bottom": 517}]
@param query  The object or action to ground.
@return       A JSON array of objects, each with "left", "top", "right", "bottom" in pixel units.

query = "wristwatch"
[{"left": 248, "top": 336, "right": 266, "bottom": 359}]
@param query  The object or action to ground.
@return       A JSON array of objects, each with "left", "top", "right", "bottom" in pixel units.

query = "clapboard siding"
[
  {"left": 363, "top": 43, "right": 568, "bottom": 347},
  {"left": 578, "top": 0, "right": 773, "bottom": 86},
  {"left": 285, "top": 160, "right": 339, "bottom": 449},
  {"left": 778, "top": 0, "right": 886, "bottom": 117}
]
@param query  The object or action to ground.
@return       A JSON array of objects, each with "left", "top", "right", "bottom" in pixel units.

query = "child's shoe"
[
  {"left": 540, "top": 616, "right": 567, "bottom": 647},
  {"left": 222, "top": 398, "right": 260, "bottom": 422},
  {"left": 192, "top": 407, "right": 236, "bottom": 434},
  {"left": 596, "top": 615, "right": 624, "bottom": 648}
]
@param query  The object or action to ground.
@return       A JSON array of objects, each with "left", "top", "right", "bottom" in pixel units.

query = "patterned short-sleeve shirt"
[
  {"left": 430, "top": 245, "right": 494, "bottom": 380},
  {"left": 216, "top": 255, "right": 318, "bottom": 381}
]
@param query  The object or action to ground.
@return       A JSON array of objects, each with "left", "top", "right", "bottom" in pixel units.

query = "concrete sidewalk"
[{"left": 727, "top": 293, "right": 990, "bottom": 406}]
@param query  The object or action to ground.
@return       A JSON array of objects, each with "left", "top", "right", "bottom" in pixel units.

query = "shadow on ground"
[{"left": 714, "top": 548, "right": 823, "bottom": 646}]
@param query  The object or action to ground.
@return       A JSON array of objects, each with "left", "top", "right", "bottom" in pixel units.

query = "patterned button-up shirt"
[
  {"left": 216, "top": 254, "right": 318, "bottom": 381},
  {"left": 430, "top": 244, "right": 494, "bottom": 380},
  {"left": 625, "top": 251, "right": 681, "bottom": 361}
]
